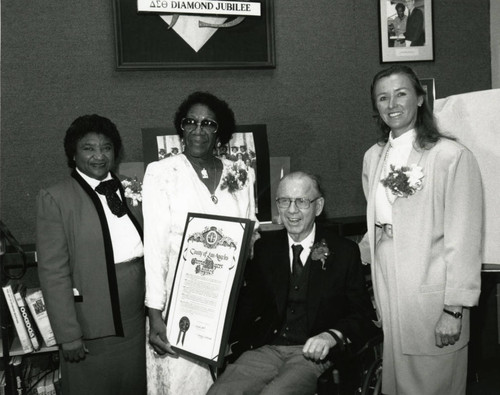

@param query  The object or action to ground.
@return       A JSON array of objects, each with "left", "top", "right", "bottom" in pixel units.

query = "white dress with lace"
[{"left": 142, "top": 154, "right": 257, "bottom": 395}]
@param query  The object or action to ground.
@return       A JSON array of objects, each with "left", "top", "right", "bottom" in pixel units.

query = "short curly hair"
[
  {"left": 174, "top": 91, "right": 236, "bottom": 146},
  {"left": 395, "top": 3, "right": 405, "bottom": 12},
  {"left": 64, "top": 114, "right": 122, "bottom": 168}
]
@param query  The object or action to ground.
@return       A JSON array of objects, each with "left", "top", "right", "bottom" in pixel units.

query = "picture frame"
[
  {"left": 141, "top": 124, "right": 272, "bottom": 222},
  {"left": 379, "top": 0, "right": 434, "bottom": 63},
  {"left": 419, "top": 78, "right": 435, "bottom": 112},
  {"left": 112, "top": 0, "right": 275, "bottom": 70},
  {"left": 164, "top": 213, "right": 255, "bottom": 367}
]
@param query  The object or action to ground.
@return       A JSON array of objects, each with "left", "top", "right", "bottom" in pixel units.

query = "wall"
[
  {"left": 0, "top": 1, "right": 491, "bottom": 243},
  {"left": 492, "top": 0, "right": 500, "bottom": 89}
]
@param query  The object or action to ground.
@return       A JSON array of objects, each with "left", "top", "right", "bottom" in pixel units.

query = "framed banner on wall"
[
  {"left": 379, "top": 0, "right": 434, "bottom": 63},
  {"left": 112, "top": 0, "right": 275, "bottom": 70}
]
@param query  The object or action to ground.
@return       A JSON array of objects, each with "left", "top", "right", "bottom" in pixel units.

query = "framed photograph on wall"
[
  {"left": 419, "top": 78, "right": 435, "bottom": 111},
  {"left": 141, "top": 124, "right": 271, "bottom": 222},
  {"left": 379, "top": 0, "right": 434, "bottom": 63},
  {"left": 112, "top": 0, "right": 275, "bottom": 70}
]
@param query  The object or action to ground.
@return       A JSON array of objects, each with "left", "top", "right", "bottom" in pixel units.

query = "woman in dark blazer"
[{"left": 36, "top": 115, "right": 146, "bottom": 395}]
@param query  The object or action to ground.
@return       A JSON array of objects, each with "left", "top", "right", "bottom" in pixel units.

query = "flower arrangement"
[
  {"left": 121, "top": 177, "right": 142, "bottom": 206},
  {"left": 220, "top": 162, "right": 248, "bottom": 193},
  {"left": 311, "top": 239, "right": 330, "bottom": 270},
  {"left": 381, "top": 164, "right": 424, "bottom": 198}
]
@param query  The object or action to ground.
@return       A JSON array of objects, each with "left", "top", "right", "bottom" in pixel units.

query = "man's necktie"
[
  {"left": 95, "top": 179, "right": 127, "bottom": 217},
  {"left": 292, "top": 244, "right": 304, "bottom": 278}
]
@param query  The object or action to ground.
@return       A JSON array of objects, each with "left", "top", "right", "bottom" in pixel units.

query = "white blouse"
[
  {"left": 142, "top": 154, "right": 258, "bottom": 311},
  {"left": 375, "top": 129, "right": 416, "bottom": 225}
]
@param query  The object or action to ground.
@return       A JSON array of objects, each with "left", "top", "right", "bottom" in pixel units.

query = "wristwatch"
[{"left": 443, "top": 308, "right": 462, "bottom": 319}]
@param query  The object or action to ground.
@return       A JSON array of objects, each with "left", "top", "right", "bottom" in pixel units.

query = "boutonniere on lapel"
[
  {"left": 121, "top": 177, "right": 142, "bottom": 206},
  {"left": 311, "top": 239, "right": 330, "bottom": 270},
  {"left": 381, "top": 164, "right": 424, "bottom": 199}
]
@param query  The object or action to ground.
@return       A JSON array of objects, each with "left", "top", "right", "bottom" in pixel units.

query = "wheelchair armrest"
[
  {"left": 352, "top": 331, "right": 383, "bottom": 359},
  {"left": 316, "top": 331, "right": 383, "bottom": 395}
]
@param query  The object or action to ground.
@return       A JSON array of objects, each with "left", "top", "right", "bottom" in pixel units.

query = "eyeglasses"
[
  {"left": 275, "top": 197, "right": 321, "bottom": 210},
  {"left": 180, "top": 118, "right": 218, "bottom": 134}
]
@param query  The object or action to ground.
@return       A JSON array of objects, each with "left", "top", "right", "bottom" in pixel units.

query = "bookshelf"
[
  {"left": 0, "top": 337, "right": 58, "bottom": 358},
  {"left": 0, "top": 228, "right": 58, "bottom": 395}
]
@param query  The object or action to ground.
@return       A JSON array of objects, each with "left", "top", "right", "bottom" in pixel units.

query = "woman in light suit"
[{"left": 359, "top": 65, "right": 483, "bottom": 395}]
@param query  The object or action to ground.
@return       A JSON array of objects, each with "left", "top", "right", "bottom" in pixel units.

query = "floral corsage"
[
  {"left": 381, "top": 164, "right": 424, "bottom": 198},
  {"left": 311, "top": 239, "right": 330, "bottom": 270},
  {"left": 220, "top": 162, "right": 248, "bottom": 193},
  {"left": 121, "top": 177, "right": 142, "bottom": 206}
]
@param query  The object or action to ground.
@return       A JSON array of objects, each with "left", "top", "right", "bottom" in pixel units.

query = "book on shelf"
[
  {"left": 53, "top": 369, "right": 61, "bottom": 395},
  {"left": 2, "top": 284, "right": 34, "bottom": 353},
  {"left": 24, "top": 289, "right": 57, "bottom": 348},
  {"left": 14, "top": 284, "right": 42, "bottom": 351},
  {"left": 0, "top": 370, "right": 5, "bottom": 395},
  {"left": 44, "top": 372, "right": 56, "bottom": 395},
  {"left": 34, "top": 374, "right": 46, "bottom": 395},
  {"left": 9, "top": 355, "right": 26, "bottom": 394},
  {"left": 30, "top": 368, "right": 58, "bottom": 395},
  {"left": 24, "top": 360, "right": 42, "bottom": 395}
]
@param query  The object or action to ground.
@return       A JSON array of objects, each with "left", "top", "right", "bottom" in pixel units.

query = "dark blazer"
[
  {"left": 404, "top": 7, "right": 425, "bottom": 46},
  {"left": 231, "top": 225, "right": 378, "bottom": 357},
  {"left": 36, "top": 170, "right": 143, "bottom": 344}
]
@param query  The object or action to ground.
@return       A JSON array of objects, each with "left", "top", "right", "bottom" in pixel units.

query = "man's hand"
[
  {"left": 302, "top": 332, "right": 337, "bottom": 362},
  {"left": 148, "top": 308, "right": 177, "bottom": 357},
  {"left": 61, "top": 338, "right": 87, "bottom": 362},
  {"left": 435, "top": 308, "right": 462, "bottom": 348},
  {"left": 248, "top": 230, "right": 261, "bottom": 259}
]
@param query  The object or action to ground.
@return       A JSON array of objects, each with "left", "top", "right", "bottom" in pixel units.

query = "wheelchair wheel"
[{"left": 360, "top": 357, "right": 382, "bottom": 395}]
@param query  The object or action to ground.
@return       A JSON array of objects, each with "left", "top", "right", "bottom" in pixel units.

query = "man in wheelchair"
[{"left": 208, "top": 172, "right": 378, "bottom": 395}]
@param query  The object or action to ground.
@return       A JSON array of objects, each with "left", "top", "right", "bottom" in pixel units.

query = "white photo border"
[{"left": 379, "top": 0, "right": 434, "bottom": 63}]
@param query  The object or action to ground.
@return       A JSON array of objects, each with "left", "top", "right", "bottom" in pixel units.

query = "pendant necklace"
[
  {"left": 210, "top": 157, "right": 218, "bottom": 204},
  {"left": 186, "top": 154, "right": 219, "bottom": 204},
  {"left": 188, "top": 156, "right": 210, "bottom": 179}
]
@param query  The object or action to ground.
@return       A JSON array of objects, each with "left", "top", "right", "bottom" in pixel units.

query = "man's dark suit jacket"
[
  {"left": 405, "top": 7, "right": 425, "bottom": 46},
  {"left": 231, "top": 225, "right": 378, "bottom": 358}
]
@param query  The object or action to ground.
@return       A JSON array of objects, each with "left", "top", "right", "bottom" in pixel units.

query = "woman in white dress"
[{"left": 142, "top": 91, "right": 258, "bottom": 394}]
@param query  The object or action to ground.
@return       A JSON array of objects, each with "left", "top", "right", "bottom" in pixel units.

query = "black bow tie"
[{"left": 95, "top": 179, "right": 127, "bottom": 217}]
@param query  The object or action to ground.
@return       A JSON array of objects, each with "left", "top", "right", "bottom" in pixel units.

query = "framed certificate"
[{"left": 164, "top": 213, "right": 255, "bottom": 367}]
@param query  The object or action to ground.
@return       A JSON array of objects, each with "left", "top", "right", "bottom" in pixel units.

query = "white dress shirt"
[
  {"left": 287, "top": 224, "right": 316, "bottom": 271},
  {"left": 77, "top": 168, "right": 143, "bottom": 263}
]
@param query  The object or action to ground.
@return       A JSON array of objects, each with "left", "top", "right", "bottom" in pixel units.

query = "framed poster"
[
  {"left": 112, "top": 0, "right": 275, "bottom": 70},
  {"left": 379, "top": 0, "right": 434, "bottom": 63},
  {"left": 141, "top": 124, "right": 271, "bottom": 222},
  {"left": 164, "top": 213, "right": 255, "bottom": 367},
  {"left": 419, "top": 78, "right": 435, "bottom": 112}
]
